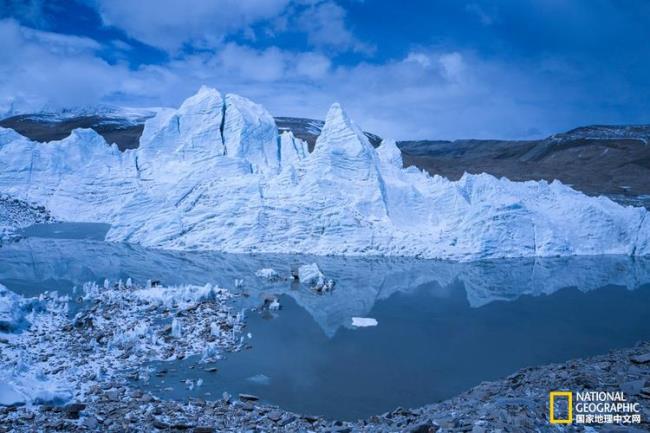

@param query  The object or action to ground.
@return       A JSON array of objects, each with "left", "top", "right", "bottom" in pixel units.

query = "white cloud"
[
  {"left": 405, "top": 52, "right": 465, "bottom": 82},
  {"left": 3, "top": 0, "right": 49, "bottom": 28},
  {"left": 438, "top": 52, "right": 465, "bottom": 82},
  {"left": 293, "top": 1, "right": 374, "bottom": 53},
  {"left": 0, "top": 19, "right": 132, "bottom": 111},
  {"left": 404, "top": 52, "right": 432, "bottom": 68},
  {"left": 89, "top": 0, "right": 371, "bottom": 55},
  {"left": 465, "top": 3, "right": 497, "bottom": 26},
  {"left": 19, "top": 25, "right": 102, "bottom": 54},
  {"left": 1, "top": 19, "right": 638, "bottom": 141},
  {"left": 91, "top": 0, "right": 292, "bottom": 52},
  {"left": 295, "top": 52, "right": 331, "bottom": 79}
]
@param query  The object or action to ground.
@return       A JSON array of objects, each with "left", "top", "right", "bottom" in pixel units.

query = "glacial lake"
[{"left": 2, "top": 223, "right": 650, "bottom": 420}]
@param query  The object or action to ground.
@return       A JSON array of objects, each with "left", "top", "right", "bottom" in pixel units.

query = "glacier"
[{"left": 0, "top": 86, "right": 649, "bottom": 261}]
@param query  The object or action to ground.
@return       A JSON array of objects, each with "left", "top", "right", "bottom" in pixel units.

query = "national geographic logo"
[
  {"left": 549, "top": 391, "right": 642, "bottom": 425},
  {"left": 549, "top": 391, "right": 572, "bottom": 424}
]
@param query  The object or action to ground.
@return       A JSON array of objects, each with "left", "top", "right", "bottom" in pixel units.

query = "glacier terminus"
[{"left": 0, "top": 86, "right": 648, "bottom": 261}]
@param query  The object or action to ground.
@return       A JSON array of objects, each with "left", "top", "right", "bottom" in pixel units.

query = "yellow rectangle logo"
[{"left": 549, "top": 391, "right": 573, "bottom": 424}]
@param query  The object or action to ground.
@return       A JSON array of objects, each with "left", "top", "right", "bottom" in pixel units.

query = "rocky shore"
[
  {"left": 0, "top": 194, "right": 53, "bottom": 244},
  {"left": 1, "top": 280, "right": 648, "bottom": 433}
]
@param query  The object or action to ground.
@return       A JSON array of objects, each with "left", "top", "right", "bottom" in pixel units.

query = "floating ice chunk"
[
  {"left": 201, "top": 342, "right": 221, "bottom": 363},
  {"left": 351, "top": 317, "right": 378, "bottom": 327},
  {"left": 261, "top": 295, "right": 281, "bottom": 311},
  {"left": 298, "top": 263, "right": 335, "bottom": 292},
  {"left": 255, "top": 268, "right": 281, "bottom": 281},
  {"left": 246, "top": 374, "right": 271, "bottom": 386},
  {"left": 298, "top": 263, "right": 324, "bottom": 286}
]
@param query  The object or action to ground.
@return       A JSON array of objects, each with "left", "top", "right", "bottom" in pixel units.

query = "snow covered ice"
[
  {"left": 298, "top": 263, "right": 326, "bottom": 286},
  {"left": 351, "top": 317, "right": 378, "bottom": 328},
  {"left": 1, "top": 86, "right": 649, "bottom": 260},
  {"left": 0, "top": 287, "right": 73, "bottom": 406},
  {"left": 255, "top": 268, "right": 281, "bottom": 281},
  {"left": 0, "top": 283, "right": 26, "bottom": 332},
  {"left": 0, "top": 280, "right": 245, "bottom": 407},
  {"left": 298, "top": 263, "right": 334, "bottom": 292}
]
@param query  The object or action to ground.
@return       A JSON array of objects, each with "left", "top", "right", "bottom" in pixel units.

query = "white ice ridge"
[
  {"left": 351, "top": 317, "right": 378, "bottom": 328},
  {"left": 1, "top": 86, "right": 649, "bottom": 260}
]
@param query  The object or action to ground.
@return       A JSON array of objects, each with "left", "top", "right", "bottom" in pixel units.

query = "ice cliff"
[{"left": 1, "top": 86, "right": 649, "bottom": 261}]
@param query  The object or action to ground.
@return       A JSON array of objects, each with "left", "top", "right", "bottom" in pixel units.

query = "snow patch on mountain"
[
  {"left": 551, "top": 124, "right": 650, "bottom": 145},
  {"left": 1, "top": 104, "right": 163, "bottom": 125},
  {"left": 0, "top": 87, "right": 649, "bottom": 261}
]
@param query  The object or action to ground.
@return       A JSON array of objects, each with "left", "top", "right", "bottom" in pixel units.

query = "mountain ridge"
[{"left": 4, "top": 109, "right": 649, "bottom": 150}]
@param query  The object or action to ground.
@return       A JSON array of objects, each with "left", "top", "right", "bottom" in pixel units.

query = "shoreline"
[
  {"left": 1, "top": 281, "right": 648, "bottom": 432},
  {"left": 1, "top": 343, "right": 648, "bottom": 432}
]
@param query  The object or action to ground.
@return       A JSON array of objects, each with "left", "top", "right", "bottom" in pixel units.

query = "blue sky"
[{"left": 1, "top": 0, "right": 649, "bottom": 140}]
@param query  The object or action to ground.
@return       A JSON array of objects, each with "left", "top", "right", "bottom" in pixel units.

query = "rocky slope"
[
  {"left": 0, "top": 107, "right": 160, "bottom": 151},
  {"left": 275, "top": 116, "right": 382, "bottom": 150},
  {"left": 1, "top": 87, "right": 649, "bottom": 260},
  {"left": 0, "top": 194, "right": 53, "bottom": 244},
  {"left": 0, "top": 112, "right": 380, "bottom": 152},
  {"left": 399, "top": 125, "right": 650, "bottom": 208}
]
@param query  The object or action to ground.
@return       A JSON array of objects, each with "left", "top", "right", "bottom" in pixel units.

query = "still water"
[{"left": 2, "top": 223, "right": 650, "bottom": 420}]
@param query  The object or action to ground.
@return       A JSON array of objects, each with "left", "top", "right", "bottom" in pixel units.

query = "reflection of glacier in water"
[
  {"left": 2, "top": 225, "right": 650, "bottom": 337},
  {"left": 148, "top": 285, "right": 650, "bottom": 421},
  {"left": 2, "top": 226, "right": 650, "bottom": 420}
]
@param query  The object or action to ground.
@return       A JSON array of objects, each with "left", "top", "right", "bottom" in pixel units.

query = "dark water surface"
[
  {"left": 2, "top": 223, "right": 650, "bottom": 420},
  {"left": 144, "top": 285, "right": 650, "bottom": 421},
  {"left": 19, "top": 222, "right": 110, "bottom": 240}
]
